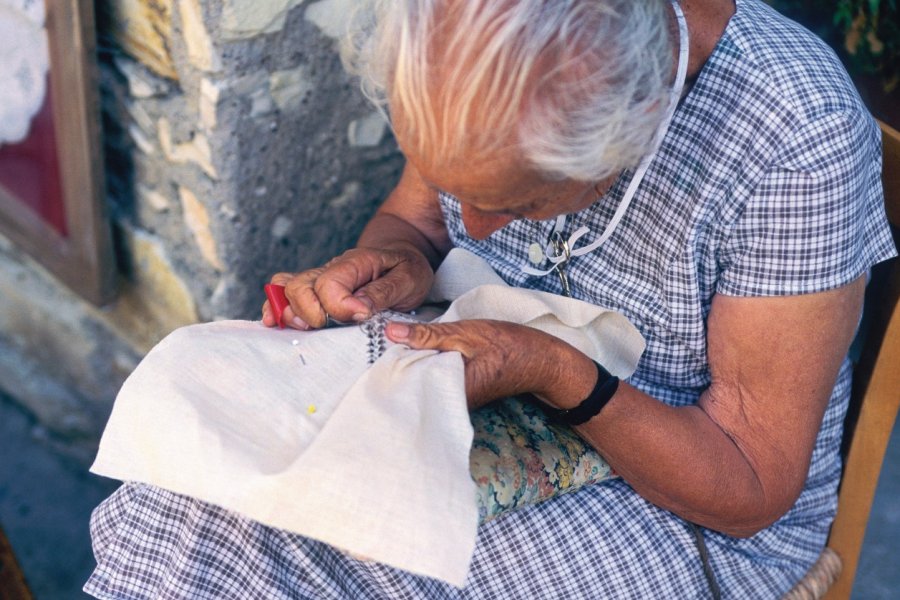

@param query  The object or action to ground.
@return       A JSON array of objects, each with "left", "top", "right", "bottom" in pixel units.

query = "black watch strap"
[{"left": 540, "top": 361, "right": 619, "bottom": 426}]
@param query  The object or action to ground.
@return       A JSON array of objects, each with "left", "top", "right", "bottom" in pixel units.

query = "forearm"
[
  {"left": 357, "top": 161, "right": 452, "bottom": 269},
  {"left": 543, "top": 281, "right": 862, "bottom": 537},
  {"left": 574, "top": 386, "right": 777, "bottom": 537},
  {"left": 358, "top": 211, "right": 449, "bottom": 270},
  {"left": 537, "top": 341, "right": 772, "bottom": 535},
  {"left": 543, "top": 351, "right": 777, "bottom": 536}
]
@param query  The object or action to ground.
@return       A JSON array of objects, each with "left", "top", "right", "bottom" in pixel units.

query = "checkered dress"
[{"left": 85, "top": 1, "right": 896, "bottom": 598}]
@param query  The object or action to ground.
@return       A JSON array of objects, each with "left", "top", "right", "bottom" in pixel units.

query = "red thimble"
[{"left": 264, "top": 283, "right": 290, "bottom": 329}]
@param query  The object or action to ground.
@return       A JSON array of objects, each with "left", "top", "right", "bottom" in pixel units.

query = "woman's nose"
[{"left": 460, "top": 204, "right": 515, "bottom": 240}]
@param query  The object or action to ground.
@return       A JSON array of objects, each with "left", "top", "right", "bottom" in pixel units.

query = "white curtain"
[{"left": 0, "top": 0, "right": 48, "bottom": 145}]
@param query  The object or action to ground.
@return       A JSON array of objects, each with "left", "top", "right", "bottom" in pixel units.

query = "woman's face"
[{"left": 403, "top": 139, "right": 613, "bottom": 240}]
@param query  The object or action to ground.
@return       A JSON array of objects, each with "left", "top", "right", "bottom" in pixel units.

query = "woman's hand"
[
  {"left": 262, "top": 242, "right": 434, "bottom": 329},
  {"left": 385, "top": 319, "right": 597, "bottom": 410},
  {"left": 263, "top": 160, "right": 451, "bottom": 330}
]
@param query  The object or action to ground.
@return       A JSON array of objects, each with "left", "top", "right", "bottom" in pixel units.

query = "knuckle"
[
  {"left": 411, "top": 324, "right": 434, "bottom": 344},
  {"left": 364, "top": 278, "right": 398, "bottom": 305},
  {"left": 427, "top": 325, "right": 464, "bottom": 351},
  {"left": 414, "top": 324, "right": 445, "bottom": 348},
  {"left": 311, "top": 272, "right": 335, "bottom": 295},
  {"left": 324, "top": 253, "right": 348, "bottom": 268}
]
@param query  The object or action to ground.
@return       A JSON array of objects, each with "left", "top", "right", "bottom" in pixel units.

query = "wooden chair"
[
  {"left": 784, "top": 121, "right": 900, "bottom": 599},
  {"left": 0, "top": 523, "right": 32, "bottom": 600}
]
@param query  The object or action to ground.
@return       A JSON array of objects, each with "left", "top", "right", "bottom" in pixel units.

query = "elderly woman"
[{"left": 86, "top": 0, "right": 895, "bottom": 598}]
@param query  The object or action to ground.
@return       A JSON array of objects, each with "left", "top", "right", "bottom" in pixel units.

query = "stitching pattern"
[
  {"left": 359, "top": 310, "right": 420, "bottom": 365},
  {"left": 359, "top": 313, "right": 388, "bottom": 365}
]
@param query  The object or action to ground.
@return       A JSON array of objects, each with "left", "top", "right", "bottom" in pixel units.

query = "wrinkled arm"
[
  {"left": 575, "top": 276, "right": 865, "bottom": 536},
  {"left": 389, "top": 275, "right": 866, "bottom": 536},
  {"left": 358, "top": 160, "right": 452, "bottom": 268}
]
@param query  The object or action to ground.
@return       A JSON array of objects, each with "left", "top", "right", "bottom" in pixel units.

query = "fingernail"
[
  {"left": 354, "top": 293, "right": 374, "bottom": 309},
  {"left": 346, "top": 297, "right": 372, "bottom": 320},
  {"left": 292, "top": 317, "right": 309, "bottom": 330},
  {"left": 387, "top": 323, "right": 410, "bottom": 340}
]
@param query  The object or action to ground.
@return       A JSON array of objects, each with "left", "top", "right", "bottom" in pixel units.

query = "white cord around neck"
[{"left": 522, "top": 1, "right": 690, "bottom": 278}]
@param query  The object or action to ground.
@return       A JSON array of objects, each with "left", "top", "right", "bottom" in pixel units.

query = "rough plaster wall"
[
  {"left": 104, "top": 0, "right": 403, "bottom": 321},
  {"left": 0, "top": 0, "right": 403, "bottom": 461},
  {"left": 199, "top": 3, "right": 402, "bottom": 320}
]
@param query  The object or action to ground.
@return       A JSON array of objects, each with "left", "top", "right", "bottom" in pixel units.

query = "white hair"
[{"left": 342, "top": 0, "right": 674, "bottom": 182}]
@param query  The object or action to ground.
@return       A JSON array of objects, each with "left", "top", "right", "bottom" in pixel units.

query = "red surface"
[
  {"left": 264, "top": 284, "right": 289, "bottom": 329},
  {"left": 0, "top": 77, "right": 67, "bottom": 236}
]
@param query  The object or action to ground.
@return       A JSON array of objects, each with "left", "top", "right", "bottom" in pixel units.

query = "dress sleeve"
[{"left": 716, "top": 110, "right": 896, "bottom": 297}]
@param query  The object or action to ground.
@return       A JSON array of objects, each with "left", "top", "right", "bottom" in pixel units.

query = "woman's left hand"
[{"left": 385, "top": 319, "right": 596, "bottom": 410}]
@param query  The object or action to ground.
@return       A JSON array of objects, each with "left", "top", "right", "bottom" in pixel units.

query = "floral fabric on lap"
[{"left": 470, "top": 397, "right": 613, "bottom": 524}]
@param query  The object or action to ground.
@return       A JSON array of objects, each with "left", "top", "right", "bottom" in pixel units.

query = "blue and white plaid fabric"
[{"left": 85, "top": 0, "right": 896, "bottom": 598}]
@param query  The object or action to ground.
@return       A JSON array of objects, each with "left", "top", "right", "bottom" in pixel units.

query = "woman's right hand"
[{"left": 261, "top": 241, "right": 434, "bottom": 329}]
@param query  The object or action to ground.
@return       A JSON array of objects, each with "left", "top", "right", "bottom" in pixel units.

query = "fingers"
[
  {"left": 385, "top": 322, "right": 479, "bottom": 356},
  {"left": 386, "top": 321, "right": 513, "bottom": 408},
  {"left": 384, "top": 320, "right": 574, "bottom": 410},
  {"left": 260, "top": 271, "right": 318, "bottom": 329},
  {"left": 287, "top": 251, "right": 387, "bottom": 325},
  {"left": 313, "top": 271, "right": 376, "bottom": 322},
  {"left": 351, "top": 247, "right": 433, "bottom": 312},
  {"left": 346, "top": 275, "right": 427, "bottom": 315},
  {"left": 269, "top": 272, "right": 295, "bottom": 286},
  {"left": 284, "top": 268, "right": 328, "bottom": 329},
  {"left": 313, "top": 248, "right": 421, "bottom": 319},
  {"left": 265, "top": 264, "right": 367, "bottom": 329},
  {"left": 262, "top": 247, "right": 433, "bottom": 329},
  {"left": 262, "top": 300, "right": 275, "bottom": 327}
]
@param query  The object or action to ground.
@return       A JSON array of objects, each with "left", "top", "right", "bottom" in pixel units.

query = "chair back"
[{"left": 823, "top": 120, "right": 900, "bottom": 599}]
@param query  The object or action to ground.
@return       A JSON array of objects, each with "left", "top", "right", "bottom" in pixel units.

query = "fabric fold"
[{"left": 91, "top": 249, "right": 645, "bottom": 587}]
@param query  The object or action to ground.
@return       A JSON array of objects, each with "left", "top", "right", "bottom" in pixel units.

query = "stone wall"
[{"left": 0, "top": 0, "right": 403, "bottom": 462}]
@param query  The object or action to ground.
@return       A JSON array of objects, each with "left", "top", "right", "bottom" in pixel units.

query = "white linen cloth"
[{"left": 91, "top": 249, "right": 645, "bottom": 587}]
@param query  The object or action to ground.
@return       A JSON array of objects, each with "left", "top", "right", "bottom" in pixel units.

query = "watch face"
[{"left": 0, "top": 1, "right": 49, "bottom": 145}]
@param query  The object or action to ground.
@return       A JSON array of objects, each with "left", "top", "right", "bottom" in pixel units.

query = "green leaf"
[{"left": 834, "top": 3, "right": 853, "bottom": 26}]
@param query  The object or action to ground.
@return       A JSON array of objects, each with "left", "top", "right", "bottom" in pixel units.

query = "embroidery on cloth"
[
  {"left": 358, "top": 310, "right": 421, "bottom": 365},
  {"left": 360, "top": 313, "right": 389, "bottom": 365}
]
